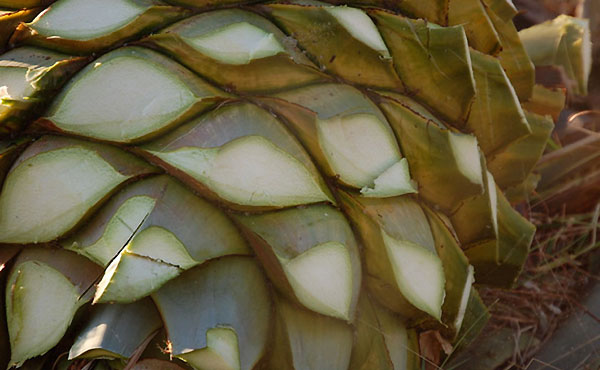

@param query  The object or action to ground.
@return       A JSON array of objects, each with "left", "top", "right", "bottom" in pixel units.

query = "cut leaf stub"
[
  {"left": 0, "top": 1, "right": 551, "bottom": 368},
  {"left": 42, "top": 46, "right": 229, "bottom": 143},
  {"left": 467, "top": 49, "right": 531, "bottom": 157},
  {"left": 370, "top": 10, "right": 476, "bottom": 124},
  {"left": 234, "top": 204, "right": 361, "bottom": 322},
  {"left": 519, "top": 15, "right": 592, "bottom": 95},
  {"left": 262, "top": 3, "right": 401, "bottom": 89},
  {"left": 0, "top": 47, "right": 88, "bottom": 134},
  {"left": 0, "top": 8, "right": 40, "bottom": 54},
  {"left": 63, "top": 175, "right": 249, "bottom": 303},
  {"left": 260, "top": 83, "right": 416, "bottom": 198},
  {"left": 0, "top": 136, "right": 156, "bottom": 244},
  {"left": 7, "top": 261, "right": 81, "bottom": 368},
  {"left": 268, "top": 296, "right": 353, "bottom": 370},
  {"left": 464, "top": 188, "right": 535, "bottom": 287},
  {"left": 141, "top": 102, "right": 333, "bottom": 210},
  {"left": 153, "top": 256, "right": 271, "bottom": 370},
  {"left": 6, "top": 248, "right": 102, "bottom": 368},
  {"left": 350, "top": 295, "right": 420, "bottom": 370},
  {"left": 376, "top": 91, "right": 484, "bottom": 212},
  {"left": 69, "top": 298, "right": 162, "bottom": 360},
  {"left": 485, "top": 1, "right": 535, "bottom": 100},
  {"left": 143, "top": 9, "right": 327, "bottom": 93},
  {"left": 339, "top": 191, "right": 445, "bottom": 321},
  {"left": 423, "top": 207, "right": 475, "bottom": 339},
  {"left": 11, "top": 0, "right": 191, "bottom": 54}
]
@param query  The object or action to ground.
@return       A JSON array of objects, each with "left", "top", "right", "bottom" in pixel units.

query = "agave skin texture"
[{"left": 0, "top": 0, "right": 568, "bottom": 368}]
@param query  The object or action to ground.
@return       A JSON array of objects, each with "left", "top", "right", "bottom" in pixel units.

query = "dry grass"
[{"left": 479, "top": 204, "right": 600, "bottom": 368}]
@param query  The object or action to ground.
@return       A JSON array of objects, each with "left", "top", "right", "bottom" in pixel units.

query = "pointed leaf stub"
[
  {"left": 153, "top": 257, "right": 271, "bottom": 370},
  {"left": 64, "top": 175, "right": 248, "bottom": 266},
  {"left": 321, "top": 0, "right": 447, "bottom": 24},
  {"left": 0, "top": 8, "right": 40, "bottom": 54},
  {"left": 63, "top": 175, "right": 249, "bottom": 303},
  {"left": 94, "top": 250, "right": 183, "bottom": 304},
  {"left": 487, "top": 110, "right": 554, "bottom": 189},
  {"left": 140, "top": 102, "right": 333, "bottom": 210},
  {"left": 485, "top": 5, "right": 535, "bottom": 100},
  {"left": 234, "top": 204, "right": 361, "bottom": 322},
  {"left": 268, "top": 296, "right": 353, "bottom": 370},
  {"left": 448, "top": 0, "right": 501, "bottom": 54},
  {"left": 482, "top": 0, "right": 518, "bottom": 22},
  {"left": 451, "top": 288, "right": 490, "bottom": 350},
  {"left": 262, "top": 3, "right": 402, "bottom": 89},
  {"left": 423, "top": 207, "right": 475, "bottom": 339},
  {"left": 12, "top": 0, "right": 191, "bottom": 54},
  {"left": 464, "top": 189, "right": 535, "bottom": 288},
  {"left": 0, "top": 46, "right": 88, "bottom": 134},
  {"left": 370, "top": 10, "right": 476, "bottom": 124},
  {"left": 142, "top": 9, "right": 328, "bottom": 93},
  {"left": 0, "top": 136, "right": 156, "bottom": 244},
  {"left": 338, "top": 191, "right": 445, "bottom": 321},
  {"left": 376, "top": 91, "right": 484, "bottom": 212},
  {"left": 0, "top": 0, "right": 51, "bottom": 8},
  {"left": 450, "top": 166, "right": 499, "bottom": 248},
  {"left": 69, "top": 298, "right": 162, "bottom": 360},
  {"left": 6, "top": 248, "right": 102, "bottom": 367},
  {"left": 467, "top": 49, "right": 531, "bottom": 157},
  {"left": 43, "top": 47, "right": 229, "bottom": 144},
  {"left": 350, "top": 296, "right": 421, "bottom": 370},
  {"left": 519, "top": 15, "right": 592, "bottom": 96},
  {"left": 7, "top": 261, "right": 80, "bottom": 367},
  {"left": 260, "top": 83, "right": 414, "bottom": 197}
]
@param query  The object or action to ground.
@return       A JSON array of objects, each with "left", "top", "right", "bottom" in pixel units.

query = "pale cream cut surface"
[
  {"left": 0, "top": 147, "right": 127, "bottom": 243},
  {"left": 486, "top": 170, "right": 499, "bottom": 237},
  {"left": 317, "top": 113, "right": 402, "bottom": 188},
  {"left": 127, "top": 226, "right": 198, "bottom": 269},
  {"left": 94, "top": 252, "right": 181, "bottom": 303},
  {"left": 382, "top": 231, "right": 445, "bottom": 320},
  {"left": 94, "top": 227, "right": 198, "bottom": 303},
  {"left": 0, "top": 68, "right": 32, "bottom": 119},
  {"left": 71, "top": 196, "right": 157, "bottom": 266},
  {"left": 449, "top": 132, "right": 484, "bottom": 186},
  {"left": 282, "top": 242, "right": 353, "bottom": 321},
  {"left": 185, "top": 22, "right": 286, "bottom": 65},
  {"left": 375, "top": 305, "right": 409, "bottom": 368},
  {"left": 50, "top": 56, "right": 196, "bottom": 142},
  {"left": 179, "top": 327, "right": 241, "bottom": 370},
  {"left": 150, "top": 136, "right": 331, "bottom": 207},
  {"left": 8, "top": 261, "right": 80, "bottom": 367},
  {"left": 31, "top": 0, "right": 146, "bottom": 40},
  {"left": 360, "top": 158, "right": 417, "bottom": 197},
  {"left": 454, "top": 265, "right": 475, "bottom": 333},
  {"left": 325, "top": 6, "right": 391, "bottom": 58}
]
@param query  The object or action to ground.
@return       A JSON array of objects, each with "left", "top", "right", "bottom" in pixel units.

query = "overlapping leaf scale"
[
  {"left": 138, "top": 101, "right": 334, "bottom": 210},
  {"left": 10, "top": 0, "right": 191, "bottom": 55},
  {"left": 0, "top": 8, "right": 40, "bottom": 54},
  {"left": 4, "top": 247, "right": 103, "bottom": 368},
  {"left": 0, "top": 0, "right": 549, "bottom": 367},
  {"left": 69, "top": 298, "right": 163, "bottom": 360},
  {"left": 0, "top": 47, "right": 88, "bottom": 134},
  {"left": 63, "top": 175, "right": 251, "bottom": 304},
  {"left": 139, "top": 8, "right": 329, "bottom": 93},
  {"left": 0, "top": 135, "right": 157, "bottom": 244}
]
